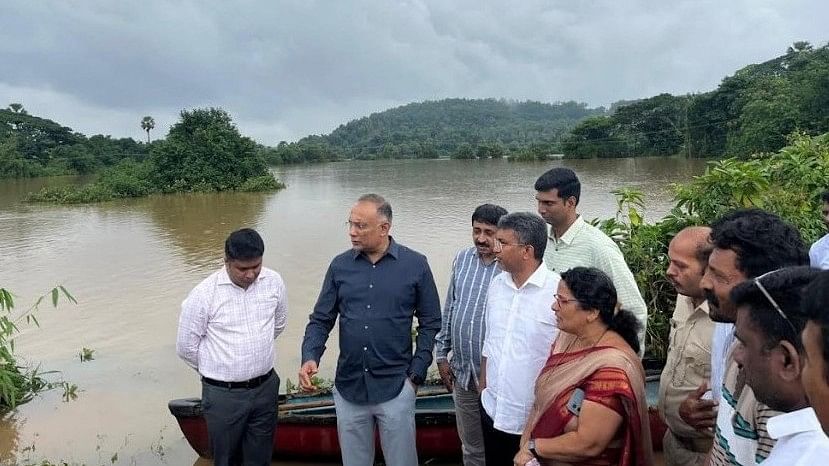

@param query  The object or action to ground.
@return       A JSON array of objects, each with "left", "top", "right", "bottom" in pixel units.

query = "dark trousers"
[
  {"left": 480, "top": 404, "right": 522, "bottom": 466},
  {"left": 202, "top": 371, "right": 279, "bottom": 466}
]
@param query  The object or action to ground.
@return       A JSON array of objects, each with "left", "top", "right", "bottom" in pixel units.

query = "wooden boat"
[
  {"left": 169, "top": 384, "right": 459, "bottom": 461},
  {"left": 170, "top": 373, "right": 666, "bottom": 461}
]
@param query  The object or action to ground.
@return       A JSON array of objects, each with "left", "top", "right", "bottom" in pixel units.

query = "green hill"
[{"left": 261, "top": 98, "right": 603, "bottom": 163}]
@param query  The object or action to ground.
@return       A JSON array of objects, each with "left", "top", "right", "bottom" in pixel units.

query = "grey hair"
[
  {"left": 358, "top": 193, "right": 393, "bottom": 222},
  {"left": 497, "top": 212, "right": 548, "bottom": 261}
]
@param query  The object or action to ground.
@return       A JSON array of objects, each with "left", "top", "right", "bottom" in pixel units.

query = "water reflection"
[{"left": 129, "top": 191, "right": 275, "bottom": 270}]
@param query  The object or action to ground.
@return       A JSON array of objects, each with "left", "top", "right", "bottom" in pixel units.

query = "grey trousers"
[
  {"left": 202, "top": 371, "right": 279, "bottom": 466},
  {"left": 453, "top": 383, "right": 485, "bottom": 466},
  {"left": 333, "top": 380, "right": 418, "bottom": 466}
]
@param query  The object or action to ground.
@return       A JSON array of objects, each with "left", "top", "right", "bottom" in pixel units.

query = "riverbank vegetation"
[
  {"left": 609, "top": 131, "right": 828, "bottom": 360},
  {"left": 26, "top": 108, "right": 284, "bottom": 204},
  {"left": 564, "top": 42, "right": 829, "bottom": 159},
  {"left": 0, "top": 286, "right": 77, "bottom": 412}
]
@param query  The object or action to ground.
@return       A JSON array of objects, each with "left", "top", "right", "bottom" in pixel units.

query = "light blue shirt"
[
  {"left": 809, "top": 233, "right": 829, "bottom": 269},
  {"left": 435, "top": 247, "right": 502, "bottom": 390}
]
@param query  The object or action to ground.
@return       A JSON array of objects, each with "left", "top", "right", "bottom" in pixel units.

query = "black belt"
[{"left": 202, "top": 369, "right": 274, "bottom": 389}]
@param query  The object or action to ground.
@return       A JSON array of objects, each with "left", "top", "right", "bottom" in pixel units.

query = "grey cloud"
[{"left": 1, "top": 0, "right": 827, "bottom": 143}]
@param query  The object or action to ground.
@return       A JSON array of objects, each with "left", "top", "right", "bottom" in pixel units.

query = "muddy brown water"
[{"left": 0, "top": 157, "right": 706, "bottom": 465}]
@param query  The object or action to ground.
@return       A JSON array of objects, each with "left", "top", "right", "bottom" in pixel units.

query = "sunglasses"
[{"left": 753, "top": 269, "right": 798, "bottom": 335}]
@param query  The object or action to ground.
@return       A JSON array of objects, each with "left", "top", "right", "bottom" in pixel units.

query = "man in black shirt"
[{"left": 299, "top": 193, "right": 441, "bottom": 466}]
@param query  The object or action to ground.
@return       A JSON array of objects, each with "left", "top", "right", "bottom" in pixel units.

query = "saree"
[{"left": 519, "top": 332, "right": 654, "bottom": 466}]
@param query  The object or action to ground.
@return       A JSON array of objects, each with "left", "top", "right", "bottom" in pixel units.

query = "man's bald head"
[{"left": 666, "top": 226, "right": 713, "bottom": 299}]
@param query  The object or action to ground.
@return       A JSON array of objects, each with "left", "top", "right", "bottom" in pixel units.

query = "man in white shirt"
[
  {"left": 176, "top": 228, "right": 288, "bottom": 466},
  {"left": 479, "top": 212, "right": 560, "bottom": 466},
  {"left": 799, "top": 271, "right": 829, "bottom": 435},
  {"left": 534, "top": 167, "right": 648, "bottom": 350},
  {"left": 729, "top": 266, "right": 828, "bottom": 465},
  {"left": 809, "top": 191, "right": 829, "bottom": 269}
]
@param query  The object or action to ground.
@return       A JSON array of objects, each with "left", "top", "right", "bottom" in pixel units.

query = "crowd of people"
[{"left": 174, "top": 166, "right": 829, "bottom": 466}]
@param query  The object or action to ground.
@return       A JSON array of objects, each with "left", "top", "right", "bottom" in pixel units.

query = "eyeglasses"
[
  {"left": 554, "top": 294, "right": 578, "bottom": 306},
  {"left": 346, "top": 220, "right": 384, "bottom": 232},
  {"left": 753, "top": 269, "right": 798, "bottom": 335},
  {"left": 492, "top": 238, "right": 529, "bottom": 253}
]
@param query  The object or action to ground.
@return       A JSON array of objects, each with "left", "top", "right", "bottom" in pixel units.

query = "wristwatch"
[{"left": 528, "top": 439, "right": 538, "bottom": 458}]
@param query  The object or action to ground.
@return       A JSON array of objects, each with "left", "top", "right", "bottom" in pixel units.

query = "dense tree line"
[
  {"left": 563, "top": 41, "right": 829, "bottom": 159},
  {"left": 0, "top": 105, "right": 150, "bottom": 178}
]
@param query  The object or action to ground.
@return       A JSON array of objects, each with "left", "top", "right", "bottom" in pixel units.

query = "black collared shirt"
[{"left": 301, "top": 238, "right": 441, "bottom": 404}]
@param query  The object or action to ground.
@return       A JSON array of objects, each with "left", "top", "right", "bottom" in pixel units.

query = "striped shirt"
[
  {"left": 710, "top": 341, "right": 780, "bottom": 466},
  {"left": 176, "top": 266, "right": 288, "bottom": 382},
  {"left": 435, "top": 247, "right": 501, "bottom": 390},
  {"left": 543, "top": 215, "right": 648, "bottom": 350}
]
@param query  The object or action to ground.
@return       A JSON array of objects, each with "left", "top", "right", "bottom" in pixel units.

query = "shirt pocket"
[{"left": 677, "top": 339, "right": 711, "bottom": 387}]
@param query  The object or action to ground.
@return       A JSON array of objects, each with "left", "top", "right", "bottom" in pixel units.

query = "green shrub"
[
  {"left": 601, "top": 132, "right": 829, "bottom": 360},
  {"left": 1, "top": 286, "right": 76, "bottom": 412},
  {"left": 237, "top": 174, "right": 285, "bottom": 192}
]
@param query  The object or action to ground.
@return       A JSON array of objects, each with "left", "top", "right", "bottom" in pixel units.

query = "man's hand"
[
  {"left": 437, "top": 360, "right": 455, "bottom": 392},
  {"left": 514, "top": 447, "right": 535, "bottom": 466},
  {"left": 678, "top": 382, "right": 718, "bottom": 430},
  {"left": 298, "top": 360, "right": 319, "bottom": 392}
]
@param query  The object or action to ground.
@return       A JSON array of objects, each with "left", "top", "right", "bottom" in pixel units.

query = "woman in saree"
[{"left": 514, "top": 267, "right": 654, "bottom": 466}]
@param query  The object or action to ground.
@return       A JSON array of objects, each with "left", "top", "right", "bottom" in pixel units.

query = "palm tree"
[
  {"left": 140, "top": 116, "right": 155, "bottom": 143},
  {"left": 8, "top": 103, "right": 27, "bottom": 114}
]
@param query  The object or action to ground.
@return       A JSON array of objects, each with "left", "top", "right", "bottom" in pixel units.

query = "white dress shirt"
[
  {"left": 709, "top": 322, "right": 735, "bottom": 401},
  {"left": 810, "top": 233, "right": 829, "bottom": 270},
  {"left": 176, "top": 266, "right": 288, "bottom": 382},
  {"left": 481, "top": 262, "right": 560, "bottom": 434},
  {"left": 762, "top": 407, "right": 829, "bottom": 465}
]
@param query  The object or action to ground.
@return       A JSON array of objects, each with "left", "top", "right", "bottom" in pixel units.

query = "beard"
[{"left": 705, "top": 289, "right": 734, "bottom": 323}]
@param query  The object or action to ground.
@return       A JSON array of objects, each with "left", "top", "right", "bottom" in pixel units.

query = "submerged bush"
[
  {"left": 237, "top": 174, "right": 285, "bottom": 192},
  {"left": 26, "top": 108, "right": 285, "bottom": 204}
]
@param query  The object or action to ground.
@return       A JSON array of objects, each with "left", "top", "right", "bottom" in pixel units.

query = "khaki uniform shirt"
[{"left": 658, "top": 296, "right": 715, "bottom": 440}]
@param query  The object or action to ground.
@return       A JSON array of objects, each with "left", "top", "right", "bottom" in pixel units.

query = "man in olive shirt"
[{"left": 659, "top": 226, "right": 716, "bottom": 466}]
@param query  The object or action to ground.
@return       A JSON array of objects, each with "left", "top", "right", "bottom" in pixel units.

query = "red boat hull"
[
  {"left": 170, "top": 390, "right": 462, "bottom": 461},
  {"left": 171, "top": 379, "right": 667, "bottom": 461}
]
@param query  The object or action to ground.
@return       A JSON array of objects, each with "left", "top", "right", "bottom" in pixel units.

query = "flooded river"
[{"left": 0, "top": 157, "right": 706, "bottom": 465}]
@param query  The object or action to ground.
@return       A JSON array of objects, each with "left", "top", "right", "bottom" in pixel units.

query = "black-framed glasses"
[{"left": 753, "top": 269, "right": 798, "bottom": 335}]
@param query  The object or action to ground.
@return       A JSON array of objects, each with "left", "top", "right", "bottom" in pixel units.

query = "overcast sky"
[{"left": 1, "top": 1, "right": 827, "bottom": 144}]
